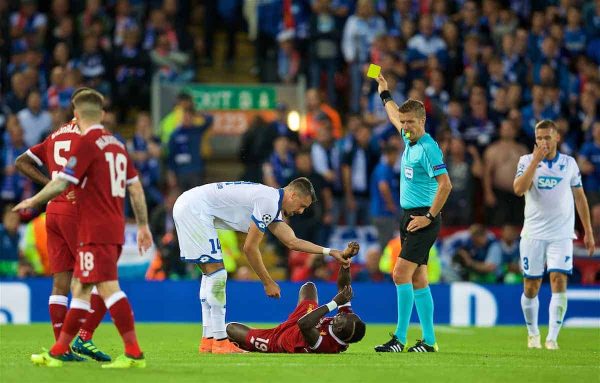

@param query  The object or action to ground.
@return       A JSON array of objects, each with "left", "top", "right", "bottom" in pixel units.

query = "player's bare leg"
[
  {"left": 199, "top": 262, "right": 246, "bottom": 354},
  {"left": 298, "top": 282, "right": 318, "bottom": 304},
  {"left": 522, "top": 278, "right": 543, "bottom": 349},
  {"left": 546, "top": 272, "right": 568, "bottom": 350}
]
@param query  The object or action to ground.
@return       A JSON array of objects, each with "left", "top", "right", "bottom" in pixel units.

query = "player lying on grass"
[{"left": 226, "top": 242, "right": 365, "bottom": 353}]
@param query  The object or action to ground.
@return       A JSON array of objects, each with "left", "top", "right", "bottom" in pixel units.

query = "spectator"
[
  {"left": 239, "top": 115, "right": 278, "bottom": 183},
  {"left": 10, "top": 0, "right": 47, "bottom": 50},
  {"left": 369, "top": 143, "right": 400, "bottom": 251},
  {"left": 16, "top": 90, "right": 51, "bottom": 147},
  {"left": 77, "top": 32, "right": 110, "bottom": 95},
  {"left": 364, "top": 73, "right": 404, "bottom": 131},
  {"left": 341, "top": 124, "right": 379, "bottom": 227},
  {"left": 159, "top": 92, "right": 194, "bottom": 144},
  {"left": 263, "top": 136, "right": 295, "bottom": 188},
  {"left": 167, "top": 107, "right": 213, "bottom": 191},
  {"left": 308, "top": 0, "right": 341, "bottom": 106},
  {"left": 255, "top": 0, "right": 282, "bottom": 82},
  {"left": 406, "top": 13, "right": 448, "bottom": 81},
  {"left": 341, "top": 0, "right": 386, "bottom": 113},
  {"left": 5, "top": 72, "right": 29, "bottom": 114},
  {"left": 483, "top": 120, "right": 528, "bottom": 226},
  {"left": 285, "top": 149, "right": 334, "bottom": 246},
  {"left": 353, "top": 247, "right": 391, "bottom": 282},
  {"left": 303, "top": 88, "right": 342, "bottom": 141},
  {"left": 496, "top": 225, "right": 522, "bottom": 283},
  {"left": 0, "top": 206, "right": 21, "bottom": 278},
  {"left": 127, "top": 111, "right": 163, "bottom": 212},
  {"left": 444, "top": 137, "right": 482, "bottom": 226},
  {"left": 150, "top": 32, "right": 192, "bottom": 82},
  {"left": 443, "top": 224, "right": 502, "bottom": 283},
  {"left": 113, "top": 0, "right": 138, "bottom": 48},
  {"left": 44, "top": 66, "right": 73, "bottom": 110},
  {"left": 521, "top": 85, "right": 556, "bottom": 141},
  {"left": 276, "top": 29, "right": 300, "bottom": 84},
  {"left": 460, "top": 90, "right": 496, "bottom": 152},
  {"left": 578, "top": 121, "right": 600, "bottom": 241},
  {"left": 113, "top": 27, "right": 150, "bottom": 112},
  {"left": 564, "top": 7, "right": 587, "bottom": 57}
]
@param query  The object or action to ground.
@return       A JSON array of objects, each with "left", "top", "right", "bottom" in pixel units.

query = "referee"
[{"left": 373, "top": 74, "right": 452, "bottom": 353}]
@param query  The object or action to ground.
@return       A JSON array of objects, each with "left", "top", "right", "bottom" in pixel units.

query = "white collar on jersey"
[
  {"left": 82, "top": 124, "right": 104, "bottom": 135},
  {"left": 328, "top": 323, "right": 347, "bottom": 346}
]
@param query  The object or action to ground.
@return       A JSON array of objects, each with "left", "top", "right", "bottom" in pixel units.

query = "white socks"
[
  {"left": 521, "top": 293, "right": 540, "bottom": 336},
  {"left": 547, "top": 292, "right": 567, "bottom": 342},
  {"left": 199, "top": 276, "right": 213, "bottom": 339},
  {"left": 203, "top": 269, "right": 228, "bottom": 340}
]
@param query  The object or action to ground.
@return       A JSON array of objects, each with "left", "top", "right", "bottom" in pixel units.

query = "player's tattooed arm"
[
  {"left": 297, "top": 286, "right": 353, "bottom": 347},
  {"left": 127, "top": 181, "right": 149, "bottom": 226},
  {"left": 12, "top": 178, "right": 69, "bottom": 211},
  {"left": 15, "top": 152, "right": 50, "bottom": 185}
]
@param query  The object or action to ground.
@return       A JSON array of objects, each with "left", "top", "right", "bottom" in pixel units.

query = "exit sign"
[{"left": 183, "top": 85, "right": 276, "bottom": 110}]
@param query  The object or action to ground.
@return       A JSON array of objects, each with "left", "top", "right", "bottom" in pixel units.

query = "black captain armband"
[{"left": 380, "top": 90, "right": 393, "bottom": 106}]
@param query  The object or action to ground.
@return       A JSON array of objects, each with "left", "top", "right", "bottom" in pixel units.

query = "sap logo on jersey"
[{"left": 538, "top": 176, "right": 563, "bottom": 189}]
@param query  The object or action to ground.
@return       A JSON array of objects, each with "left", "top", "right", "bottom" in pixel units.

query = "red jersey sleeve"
[
  {"left": 57, "top": 137, "right": 97, "bottom": 185},
  {"left": 27, "top": 141, "right": 46, "bottom": 167},
  {"left": 124, "top": 151, "right": 139, "bottom": 185}
]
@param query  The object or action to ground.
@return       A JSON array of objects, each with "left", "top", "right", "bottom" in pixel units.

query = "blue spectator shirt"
[
  {"left": 400, "top": 132, "right": 447, "bottom": 209},
  {"left": 579, "top": 141, "right": 600, "bottom": 192},
  {"left": 167, "top": 117, "right": 212, "bottom": 176},
  {"left": 370, "top": 161, "right": 400, "bottom": 217}
]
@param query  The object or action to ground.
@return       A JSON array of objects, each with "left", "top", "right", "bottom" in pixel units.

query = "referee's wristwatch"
[{"left": 425, "top": 212, "right": 436, "bottom": 221}]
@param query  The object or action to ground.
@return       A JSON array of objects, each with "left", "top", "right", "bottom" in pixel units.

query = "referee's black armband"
[{"left": 380, "top": 90, "right": 393, "bottom": 106}]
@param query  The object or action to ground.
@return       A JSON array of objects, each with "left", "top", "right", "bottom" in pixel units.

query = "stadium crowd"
[{"left": 1, "top": 0, "right": 599, "bottom": 284}]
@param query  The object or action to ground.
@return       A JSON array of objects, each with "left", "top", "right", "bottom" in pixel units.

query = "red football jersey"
[
  {"left": 58, "top": 125, "right": 138, "bottom": 245},
  {"left": 276, "top": 302, "right": 351, "bottom": 354},
  {"left": 27, "top": 119, "right": 80, "bottom": 216}
]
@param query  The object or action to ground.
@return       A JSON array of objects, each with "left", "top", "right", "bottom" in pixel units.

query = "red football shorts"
[
  {"left": 74, "top": 244, "right": 122, "bottom": 283},
  {"left": 244, "top": 300, "right": 318, "bottom": 353},
  {"left": 46, "top": 213, "right": 78, "bottom": 274}
]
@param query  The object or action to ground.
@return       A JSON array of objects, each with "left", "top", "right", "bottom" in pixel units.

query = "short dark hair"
[
  {"left": 343, "top": 314, "right": 366, "bottom": 343},
  {"left": 398, "top": 99, "right": 426, "bottom": 119},
  {"left": 535, "top": 119, "right": 558, "bottom": 131},
  {"left": 288, "top": 177, "right": 317, "bottom": 203}
]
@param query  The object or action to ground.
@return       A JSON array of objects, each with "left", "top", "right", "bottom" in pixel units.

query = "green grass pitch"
[{"left": 1, "top": 324, "right": 598, "bottom": 383}]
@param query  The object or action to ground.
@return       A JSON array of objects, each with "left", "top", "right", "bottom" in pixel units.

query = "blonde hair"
[
  {"left": 398, "top": 99, "right": 426, "bottom": 119},
  {"left": 71, "top": 88, "right": 104, "bottom": 121}
]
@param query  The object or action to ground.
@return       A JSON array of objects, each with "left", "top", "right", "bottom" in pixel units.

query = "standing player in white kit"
[
  {"left": 173, "top": 177, "right": 353, "bottom": 354},
  {"left": 513, "top": 120, "right": 595, "bottom": 350}
]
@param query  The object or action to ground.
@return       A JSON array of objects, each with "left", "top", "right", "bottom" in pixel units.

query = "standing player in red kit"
[
  {"left": 226, "top": 242, "right": 366, "bottom": 353},
  {"left": 13, "top": 88, "right": 153, "bottom": 368},
  {"left": 16, "top": 93, "right": 110, "bottom": 362}
]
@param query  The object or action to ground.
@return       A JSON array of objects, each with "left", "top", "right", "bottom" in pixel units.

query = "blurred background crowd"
[{"left": 1, "top": 0, "right": 599, "bottom": 284}]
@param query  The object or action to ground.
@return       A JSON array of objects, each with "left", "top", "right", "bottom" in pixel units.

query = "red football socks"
[
  {"left": 48, "top": 295, "right": 68, "bottom": 341},
  {"left": 107, "top": 293, "right": 142, "bottom": 358},
  {"left": 78, "top": 292, "right": 107, "bottom": 341},
  {"left": 50, "top": 299, "right": 90, "bottom": 356}
]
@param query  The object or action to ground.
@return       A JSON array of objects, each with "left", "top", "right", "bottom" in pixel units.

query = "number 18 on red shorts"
[{"left": 75, "top": 244, "right": 122, "bottom": 283}]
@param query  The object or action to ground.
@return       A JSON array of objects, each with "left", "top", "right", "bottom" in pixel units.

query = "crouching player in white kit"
[
  {"left": 173, "top": 178, "right": 352, "bottom": 354},
  {"left": 514, "top": 120, "right": 595, "bottom": 350}
]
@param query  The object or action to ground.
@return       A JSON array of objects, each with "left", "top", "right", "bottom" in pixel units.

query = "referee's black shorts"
[{"left": 399, "top": 207, "right": 441, "bottom": 266}]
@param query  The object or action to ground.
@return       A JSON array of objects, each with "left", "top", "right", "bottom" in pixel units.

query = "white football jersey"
[
  {"left": 516, "top": 153, "right": 582, "bottom": 240},
  {"left": 177, "top": 182, "right": 283, "bottom": 233}
]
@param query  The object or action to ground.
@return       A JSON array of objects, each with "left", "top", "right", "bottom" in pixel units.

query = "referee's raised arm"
[{"left": 375, "top": 74, "right": 402, "bottom": 132}]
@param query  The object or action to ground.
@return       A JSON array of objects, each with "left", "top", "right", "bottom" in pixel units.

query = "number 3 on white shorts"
[{"left": 79, "top": 251, "right": 95, "bottom": 271}]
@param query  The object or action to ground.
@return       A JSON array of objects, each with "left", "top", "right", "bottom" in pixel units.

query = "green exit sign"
[{"left": 183, "top": 85, "right": 276, "bottom": 110}]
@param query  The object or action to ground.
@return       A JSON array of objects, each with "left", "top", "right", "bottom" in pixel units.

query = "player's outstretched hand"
[
  {"left": 376, "top": 74, "right": 388, "bottom": 94},
  {"left": 264, "top": 280, "right": 281, "bottom": 299},
  {"left": 12, "top": 198, "right": 35, "bottom": 211},
  {"left": 137, "top": 225, "right": 153, "bottom": 256},
  {"left": 333, "top": 286, "right": 353, "bottom": 306},
  {"left": 584, "top": 232, "right": 595, "bottom": 256},
  {"left": 342, "top": 241, "right": 360, "bottom": 260},
  {"left": 329, "top": 249, "right": 351, "bottom": 268}
]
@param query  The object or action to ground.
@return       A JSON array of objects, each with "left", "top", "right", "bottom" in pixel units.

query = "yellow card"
[{"left": 366, "top": 63, "right": 381, "bottom": 78}]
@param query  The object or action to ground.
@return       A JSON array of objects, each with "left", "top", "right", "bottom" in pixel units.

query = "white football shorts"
[
  {"left": 519, "top": 237, "right": 573, "bottom": 278},
  {"left": 173, "top": 194, "right": 222, "bottom": 264}
]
